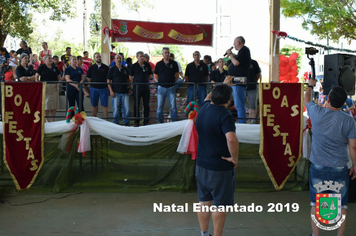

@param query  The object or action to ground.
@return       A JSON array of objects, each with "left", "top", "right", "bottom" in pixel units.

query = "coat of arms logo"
[
  {"left": 119, "top": 22, "right": 128, "bottom": 35},
  {"left": 311, "top": 181, "right": 346, "bottom": 231}
]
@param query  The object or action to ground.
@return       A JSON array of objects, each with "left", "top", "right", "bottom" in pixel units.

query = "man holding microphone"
[{"left": 225, "top": 36, "right": 251, "bottom": 123}]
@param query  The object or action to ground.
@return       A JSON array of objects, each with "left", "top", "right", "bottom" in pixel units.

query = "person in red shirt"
[
  {"left": 77, "top": 56, "right": 89, "bottom": 75},
  {"left": 4, "top": 66, "right": 16, "bottom": 81},
  {"left": 144, "top": 53, "right": 155, "bottom": 73},
  {"left": 53, "top": 55, "right": 66, "bottom": 95},
  {"left": 39, "top": 42, "right": 52, "bottom": 65},
  {"left": 83, "top": 51, "right": 93, "bottom": 68},
  {"left": 78, "top": 55, "right": 90, "bottom": 96},
  {"left": 110, "top": 45, "right": 117, "bottom": 64}
]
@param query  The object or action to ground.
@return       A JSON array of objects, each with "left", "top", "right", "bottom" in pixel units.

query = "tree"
[
  {"left": 281, "top": 0, "right": 356, "bottom": 42},
  {"left": 0, "top": 0, "right": 76, "bottom": 47},
  {"left": 88, "top": 0, "right": 153, "bottom": 48},
  {"left": 151, "top": 44, "right": 188, "bottom": 71}
]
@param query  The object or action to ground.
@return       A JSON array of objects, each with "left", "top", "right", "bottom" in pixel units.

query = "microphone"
[{"left": 224, "top": 46, "right": 233, "bottom": 56}]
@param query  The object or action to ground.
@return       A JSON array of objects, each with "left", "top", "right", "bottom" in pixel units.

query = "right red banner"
[{"left": 259, "top": 83, "right": 304, "bottom": 190}]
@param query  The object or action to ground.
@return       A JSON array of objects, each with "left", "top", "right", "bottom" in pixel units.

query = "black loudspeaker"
[{"left": 324, "top": 54, "right": 356, "bottom": 95}]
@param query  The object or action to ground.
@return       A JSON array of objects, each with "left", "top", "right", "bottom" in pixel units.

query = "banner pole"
[{"left": 101, "top": 0, "right": 111, "bottom": 65}]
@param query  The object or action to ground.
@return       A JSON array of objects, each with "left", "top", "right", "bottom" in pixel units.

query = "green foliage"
[
  {"left": 111, "top": 43, "right": 129, "bottom": 58},
  {"left": 281, "top": 0, "right": 356, "bottom": 42},
  {"left": 280, "top": 45, "right": 304, "bottom": 69},
  {"left": 87, "top": 43, "right": 101, "bottom": 60},
  {"left": 151, "top": 44, "right": 188, "bottom": 73},
  {"left": 88, "top": 0, "right": 153, "bottom": 49},
  {"left": 0, "top": 0, "right": 76, "bottom": 47},
  {"left": 25, "top": 24, "right": 84, "bottom": 58}
]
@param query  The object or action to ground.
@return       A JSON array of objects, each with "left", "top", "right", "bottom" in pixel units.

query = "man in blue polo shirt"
[
  {"left": 86, "top": 52, "right": 110, "bottom": 118},
  {"left": 185, "top": 51, "right": 209, "bottom": 107},
  {"left": 195, "top": 75, "right": 238, "bottom": 236},
  {"left": 154, "top": 47, "right": 179, "bottom": 123}
]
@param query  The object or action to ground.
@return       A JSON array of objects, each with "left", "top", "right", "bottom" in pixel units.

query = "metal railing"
[{"left": 1, "top": 80, "right": 261, "bottom": 124}]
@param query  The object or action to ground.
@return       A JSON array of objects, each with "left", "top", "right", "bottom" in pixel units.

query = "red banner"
[
  {"left": 259, "top": 83, "right": 303, "bottom": 190},
  {"left": 2, "top": 82, "right": 45, "bottom": 190},
  {"left": 111, "top": 19, "right": 213, "bottom": 46}
]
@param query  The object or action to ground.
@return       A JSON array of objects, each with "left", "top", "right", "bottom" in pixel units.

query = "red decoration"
[
  {"left": 303, "top": 117, "right": 312, "bottom": 133},
  {"left": 74, "top": 113, "right": 85, "bottom": 125},
  {"left": 102, "top": 26, "right": 113, "bottom": 37},
  {"left": 279, "top": 53, "right": 300, "bottom": 83},
  {"left": 304, "top": 71, "right": 311, "bottom": 82},
  {"left": 271, "top": 30, "right": 288, "bottom": 39},
  {"left": 184, "top": 124, "right": 198, "bottom": 160}
]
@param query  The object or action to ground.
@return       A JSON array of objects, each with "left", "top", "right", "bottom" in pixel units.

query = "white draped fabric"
[
  {"left": 85, "top": 117, "right": 188, "bottom": 146},
  {"left": 0, "top": 117, "right": 261, "bottom": 145},
  {"left": 0, "top": 116, "right": 310, "bottom": 156},
  {"left": 80, "top": 118, "right": 261, "bottom": 145}
]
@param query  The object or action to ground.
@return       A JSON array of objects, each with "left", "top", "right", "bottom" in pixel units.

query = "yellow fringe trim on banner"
[
  {"left": 132, "top": 25, "right": 163, "bottom": 39},
  {"left": 168, "top": 29, "right": 203, "bottom": 43}
]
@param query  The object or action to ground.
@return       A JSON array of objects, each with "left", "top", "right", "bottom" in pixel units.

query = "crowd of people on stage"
[{"left": 0, "top": 36, "right": 262, "bottom": 125}]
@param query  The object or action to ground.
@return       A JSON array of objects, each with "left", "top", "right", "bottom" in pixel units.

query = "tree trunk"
[{"left": 0, "top": 32, "right": 6, "bottom": 47}]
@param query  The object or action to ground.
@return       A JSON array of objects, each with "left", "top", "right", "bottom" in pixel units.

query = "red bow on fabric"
[
  {"left": 271, "top": 30, "right": 288, "bottom": 39},
  {"left": 74, "top": 112, "right": 85, "bottom": 125},
  {"left": 188, "top": 110, "right": 198, "bottom": 123},
  {"left": 303, "top": 118, "right": 312, "bottom": 134},
  {"left": 102, "top": 26, "right": 113, "bottom": 37}
]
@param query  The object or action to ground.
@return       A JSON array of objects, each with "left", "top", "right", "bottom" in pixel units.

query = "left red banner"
[
  {"left": 2, "top": 82, "right": 45, "bottom": 190},
  {"left": 111, "top": 19, "right": 213, "bottom": 46}
]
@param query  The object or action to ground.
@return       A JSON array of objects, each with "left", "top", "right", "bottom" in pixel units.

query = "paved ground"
[{"left": 0, "top": 191, "right": 355, "bottom": 236}]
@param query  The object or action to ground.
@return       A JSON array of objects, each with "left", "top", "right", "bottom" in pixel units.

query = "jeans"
[
  {"left": 187, "top": 85, "right": 207, "bottom": 107},
  {"left": 133, "top": 89, "right": 150, "bottom": 125},
  {"left": 232, "top": 85, "right": 246, "bottom": 123},
  {"left": 67, "top": 86, "right": 84, "bottom": 112},
  {"left": 112, "top": 93, "right": 129, "bottom": 125},
  {"left": 157, "top": 86, "right": 177, "bottom": 123},
  {"left": 174, "top": 77, "right": 183, "bottom": 90},
  {"left": 309, "top": 163, "right": 349, "bottom": 207}
]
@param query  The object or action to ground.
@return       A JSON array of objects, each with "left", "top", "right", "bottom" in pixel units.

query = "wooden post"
[
  {"left": 101, "top": 0, "right": 111, "bottom": 65},
  {"left": 269, "top": 0, "right": 280, "bottom": 82},
  {"left": 83, "top": 0, "right": 87, "bottom": 52}
]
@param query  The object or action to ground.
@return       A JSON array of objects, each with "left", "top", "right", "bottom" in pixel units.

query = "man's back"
[
  {"left": 307, "top": 102, "right": 356, "bottom": 167},
  {"left": 196, "top": 101, "right": 236, "bottom": 171}
]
